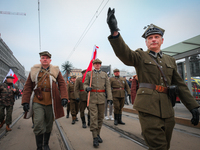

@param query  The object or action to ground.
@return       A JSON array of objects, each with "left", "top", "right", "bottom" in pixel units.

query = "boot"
[
  {"left": 6, "top": 124, "right": 12, "bottom": 131},
  {"left": 35, "top": 134, "right": 43, "bottom": 150},
  {"left": 87, "top": 115, "right": 90, "bottom": 126},
  {"left": 118, "top": 114, "right": 125, "bottom": 125},
  {"left": 0, "top": 120, "right": 5, "bottom": 128},
  {"left": 75, "top": 117, "right": 78, "bottom": 121},
  {"left": 81, "top": 117, "right": 87, "bottom": 128},
  {"left": 97, "top": 135, "right": 103, "bottom": 143},
  {"left": 72, "top": 116, "right": 76, "bottom": 125},
  {"left": 93, "top": 137, "right": 99, "bottom": 148},
  {"left": 114, "top": 114, "right": 118, "bottom": 125},
  {"left": 44, "top": 132, "right": 51, "bottom": 150},
  {"left": 66, "top": 110, "right": 69, "bottom": 118}
]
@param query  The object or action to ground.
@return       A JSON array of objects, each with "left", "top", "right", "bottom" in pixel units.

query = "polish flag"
[
  {"left": 3, "top": 69, "right": 19, "bottom": 84},
  {"left": 82, "top": 45, "right": 99, "bottom": 83}
]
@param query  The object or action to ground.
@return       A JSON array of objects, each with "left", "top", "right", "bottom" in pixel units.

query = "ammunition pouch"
[
  {"left": 34, "top": 87, "right": 43, "bottom": 101},
  {"left": 168, "top": 85, "right": 178, "bottom": 107}
]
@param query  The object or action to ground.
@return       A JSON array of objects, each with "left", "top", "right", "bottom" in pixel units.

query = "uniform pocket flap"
[
  {"left": 137, "top": 88, "right": 153, "bottom": 95},
  {"left": 166, "top": 63, "right": 174, "bottom": 68},
  {"left": 144, "top": 60, "right": 157, "bottom": 66}
]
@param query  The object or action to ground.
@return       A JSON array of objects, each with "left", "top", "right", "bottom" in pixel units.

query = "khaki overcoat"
[
  {"left": 68, "top": 82, "right": 75, "bottom": 100},
  {"left": 83, "top": 70, "right": 112, "bottom": 104},
  {"left": 74, "top": 77, "right": 87, "bottom": 101},
  {"left": 109, "top": 77, "right": 131, "bottom": 98},
  {"left": 108, "top": 34, "right": 199, "bottom": 118}
]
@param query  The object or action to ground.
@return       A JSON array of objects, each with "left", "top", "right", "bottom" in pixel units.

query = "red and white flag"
[
  {"left": 82, "top": 45, "right": 99, "bottom": 83},
  {"left": 3, "top": 69, "right": 19, "bottom": 84}
]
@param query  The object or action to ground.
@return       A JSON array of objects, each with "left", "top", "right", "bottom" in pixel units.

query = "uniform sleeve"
[
  {"left": 83, "top": 72, "right": 90, "bottom": 91},
  {"left": 105, "top": 74, "right": 113, "bottom": 100},
  {"left": 22, "top": 73, "right": 34, "bottom": 104},
  {"left": 74, "top": 79, "right": 80, "bottom": 99},
  {"left": 171, "top": 59, "right": 199, "bottom": 110},
  {"left": 108, "top": 34, "right": 141, "bottom": 67},
  {"left": 125, "top": 79, "right": 131, "bottom": 95}
]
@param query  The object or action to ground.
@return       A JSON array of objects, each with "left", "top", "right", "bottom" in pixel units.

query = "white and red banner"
[
  {"left": 82, "top": 45, "right": 99, "bottom": 83},
  {"left": 3, "top": 69, "right": 19, "bottom": 84}
]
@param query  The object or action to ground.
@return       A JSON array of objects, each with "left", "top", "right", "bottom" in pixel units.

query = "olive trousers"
[
  {"left": 79, "top": 100, "right": 90, "bottom": 118},
  {"left": 89, "top": 103, "right": 104, "bottom": 138},
  {"left": 113, "top": 97, "right": 125, "bottom": 114},
  {"left": 70, "top": 99, "right": 79, "bottom": 117},
  {"left": 0, "top": 105, "right": 13, "bottom": 125},
  {"left": 138, "top": 112, "right": 175, "bottom": 150},
  {"left": 33, "top": 103, "right": 54, "bottom": 135}
]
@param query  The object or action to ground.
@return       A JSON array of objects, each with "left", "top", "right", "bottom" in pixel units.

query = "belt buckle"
[{"left": 158, "top": 85, "right": 164, "bottom": 93}]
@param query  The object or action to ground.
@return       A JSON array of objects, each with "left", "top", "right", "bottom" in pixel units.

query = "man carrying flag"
[
  {"left": 0, "top": 75, "right": 19, "bottom": 131},
  {"left": 83, "top": 58, "right": 113, "bottom": 148}
]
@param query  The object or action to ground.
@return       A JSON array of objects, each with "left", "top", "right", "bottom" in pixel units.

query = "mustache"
[{"left": 150, "top": 42, "right": 158, "bottom": 45}]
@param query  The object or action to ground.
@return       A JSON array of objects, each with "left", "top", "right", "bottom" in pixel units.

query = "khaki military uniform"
[
  {"left": 109, "top": 76, "right": 130, "bottom": 114},
  {"left": 108, "top": 34, "right": 199, "bottom": 150},
  {"left": 0, "top": 81, "right": 19, "bottom": 125},
  {"left": 75, "top": 77, "right": 90, "bottom": 124},
  {"left": 68, "top": 82, "right": 79, "bottom": 121},
  {"left": 83, "top": 70, "right": 112, "bottom": 138}
]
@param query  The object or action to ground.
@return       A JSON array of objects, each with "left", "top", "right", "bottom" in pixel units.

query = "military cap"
[
  {"left": 142, "top": 24, "right": 165, "bottom": 39},
  {"left": 81, "top": 69, "right": 87, "bottom": 74},
  {"left": 39, "top": 51, "right": 51, "bottom": 58},
  {"left": 70, "top": 75, "right": 76, "bottom": 79},
  {"left": 6, "top": 76, "right": 15, "bottom": 79},
  {"left": 113, "top": 69, "right": 120, "bottom": 72},
  {"left": 93, "top": 58, "right": 102, "bottom": 64}
]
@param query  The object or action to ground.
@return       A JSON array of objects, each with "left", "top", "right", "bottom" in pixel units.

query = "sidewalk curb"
[{"left": 122, "top": 107, "right": 200, "bottom": 129}]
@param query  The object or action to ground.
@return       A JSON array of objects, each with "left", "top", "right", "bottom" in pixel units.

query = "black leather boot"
[
  {"left": 81, "top": 117, "right": 87, "bottom": 128},
  {"left": 114, "top": 114, "right": 118, "bottom": 125},
  {"left": 44, "top": 132, "right": 51, "bottom": 150},
  {"left": 87, "top": 115, "right": 90, "bottom": 126},
  {"left": 35, "top": 134, "right": 43, "bottom": 150},
  {"left": 72, "top": 116, "right": 76, "bottom": 124},
  {"left": 97, "top": 135, "right": 103, "bottom": 143},
  {"left": 93, "top": 137, "right": 99, "bottom": 148},
  {"left": 118, "top": 114, "right": 125, "bottom": 125},
  {"left": 66, "top": 110, "right": 69, "bottom": 118}
]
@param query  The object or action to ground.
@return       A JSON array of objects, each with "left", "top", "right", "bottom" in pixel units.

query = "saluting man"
[
  {"left": 107, "top": 8, "right": 199, "bottom": 150},
  {"left": 0, "top": 76, "right": 19, "bottom": 131},
  {"left": 83, "top": 58, "right": 113, "bottom": 148},
  {"left": 109, "top": 69, "right": 131, "bottom": 125},
  {"left": 68, "top": 75, "right": 79, "bottom": 124},
  {"left": 22, "top": 51, "right": 68, "bottom": 150},
  {"left": 74, "top": 69, "right": 90, "bottom": 128}
]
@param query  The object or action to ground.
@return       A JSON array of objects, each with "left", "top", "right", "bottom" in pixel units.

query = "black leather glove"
[
  {"left": 190, "top": 108, "right": 199, "bottom": 126},
  {"left": 61, "top": 99, "right": 68, "bottom": 107},
  {"left": 107, "top": 7, "right": 120, "bottom": 35},
  {"left": 107, "top": 100, "right": 113, "bottom": 105},
  {"left": 86, "top": 87, "right": 92, "bottom": 92},
  {"left": 75, "top": 98, "right": 80, "bottom": 103},
  {"left": 22, "top": 103, "right": 29, "bottom": 112}
]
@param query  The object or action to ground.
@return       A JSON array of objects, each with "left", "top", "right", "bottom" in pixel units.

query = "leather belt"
[
  {"left": 113, "top": 88, "right": 124, "bottom": 90},
  {"left": 91, "top": 89, "right": 105, "bottom": 93},
  {"left": 41, "top": 88, "right": 51, "bottom": 92},
  {"left": 139, "top": 83, "right": 168, "bottom": 94},
  {"left": 80, "top": 89, "right": 84, "bottom": 92}
]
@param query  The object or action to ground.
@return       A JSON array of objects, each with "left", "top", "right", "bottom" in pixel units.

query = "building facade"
[{"left": 0, "top": 37, "right": 27, "bottom": 89}]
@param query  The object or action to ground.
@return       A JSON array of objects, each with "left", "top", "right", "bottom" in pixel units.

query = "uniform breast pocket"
[
  {"left": 165, "top": 63, "right": 174, "bottom": 77},
  {"left": 143, "top": 60, "right": 158, "bottom": 74}
]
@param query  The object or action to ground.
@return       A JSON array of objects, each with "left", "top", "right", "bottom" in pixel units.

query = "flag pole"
[{"left": 87, "top": 69, "right": 93, "bottom": 106}]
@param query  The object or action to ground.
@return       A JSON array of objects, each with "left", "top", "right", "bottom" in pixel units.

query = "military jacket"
[
  {"left": 83, "top": 70, "right": 113, "bottom": 104},
  {"left": 0, "top": 82, "right": 19, "bottom": 106},
  {"left": 68, "top": 82, "right": 75, "bottom": 100},
  {"left": 108, "top": 34, "right": 199, "bottom": 118},
  {"left": 74, "top": 77, "right": 87, "bottom": 101},
  {"left": 109, "top": 76, "right": 131, "bottom": 98}
]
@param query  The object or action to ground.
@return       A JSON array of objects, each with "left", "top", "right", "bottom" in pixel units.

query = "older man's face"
[
  {"left": 145, "top": 34, "right": 163, "bottom": 51},
  {"left": 40, "top": 55, "right": 51, "bottom": 67},
  {"left": 6, "top": 78, "right": 13, "bottom": 83},
  {"left": 114, "top": 72, "right": 120, "bottom": 76}
]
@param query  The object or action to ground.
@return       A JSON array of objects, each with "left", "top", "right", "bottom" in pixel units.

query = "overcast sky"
[{"left": 0, "top": 0, "right": 200, "bottom": 73}]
